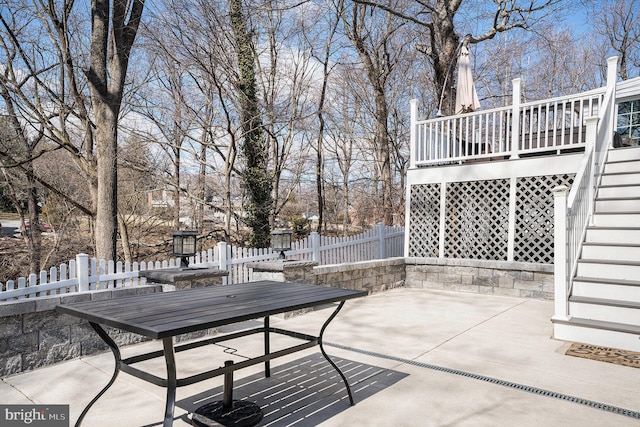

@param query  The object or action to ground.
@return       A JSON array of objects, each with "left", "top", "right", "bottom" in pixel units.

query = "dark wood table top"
[{"left": 56, "top": 281, "right": 367, "bottom": 339}]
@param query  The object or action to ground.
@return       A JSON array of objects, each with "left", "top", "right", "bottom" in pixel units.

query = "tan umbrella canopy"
[{"left": 455, "top": 43, "right": 481, "bottom": 114}]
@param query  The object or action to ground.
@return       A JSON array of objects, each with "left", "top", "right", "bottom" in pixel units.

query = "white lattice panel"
[
  {"left": 409, "top": 184, "right": 440, "bottom": 257},
  {"left": 514, "top": 174, "right": 575, "bottom": 263},
  {"left": 445, "top": 180, "right": 510, "bottom": 260}
]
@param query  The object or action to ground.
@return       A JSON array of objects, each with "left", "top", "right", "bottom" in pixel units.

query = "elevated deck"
[{"left": 410, "top": 77, "right": 639, "bottom": 168}]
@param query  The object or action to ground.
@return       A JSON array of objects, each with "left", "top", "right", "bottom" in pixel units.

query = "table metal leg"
[
  {"left": 162, "top": 337, "right": 177, "bottom": 427},
  {"left": 318, "top": 301, "right": 355, "bottom": 406},
  {"left": 75, "top": 322, "right": 121, "bottom": 427},
  {"left": 264, "top": 316, "right": 271, "bottom": 377}
]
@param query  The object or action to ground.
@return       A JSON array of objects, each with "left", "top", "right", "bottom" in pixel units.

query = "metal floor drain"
[{"left": 325, "top": 342, "right": 640, "bottom": 420}]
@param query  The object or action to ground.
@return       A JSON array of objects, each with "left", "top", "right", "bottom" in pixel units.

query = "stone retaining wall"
[
  {"left": 0, "top": 277, "right": 225, "bottom": 377},
  {"left": 313, "top": 257, "right": 406, "bottom": 293},
  {"left": 405, "top": 257, "right": 554, "bottom": 299},
  {"left": 0, "top": 286, "right": 164, "bottom": 377},
  {"left": 1, "top": 257, "right": 552, "bottom": 376}
]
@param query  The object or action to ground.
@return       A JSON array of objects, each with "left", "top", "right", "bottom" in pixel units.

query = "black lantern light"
[
  {"left": 270, "top": 229, "right": 293, "bottom": 259},
  {"left": 172, "top": 230, "right": 198, "bottom": 269}
]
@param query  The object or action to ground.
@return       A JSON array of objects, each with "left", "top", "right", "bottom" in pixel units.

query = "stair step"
[
  {"left": 577, "top": 259, "right": 640, "bottom": 281},
  {"left": 604, "top": 158, "right": 640, "bottom": 173},
  {"left": 598, "top": 184, "right": 640, "bottom": 198},
  {"left": 607, "top": 146, "right": 640, "bottom": 162},
  {"left": 554, "top": 147, "right": 640, "bottom": 352},
  {"left": 595, "top": 197, "right": 640, "bottom": 212},
  {"left": 573, "top": 276, "right": 640, "bottom": 302},
  {"left": 570, "top": 295, "right": 640, "bottom": 309},
  {"left": 591, "top": 212, "right": 640, "bottom": 227},
  {"left": 599, "top": 172, "right": 640, "bottom": 186},
  {"left": 552, "top": 317, "right": 640, "bottom": 352},
  {"left": 581, "top": 242, "right": 640, "bottom": 261},
  {"left": 569, "top": 296, "right": 640, "bottom": 324},
  {"left": 585, "top": 226, "right": 640, "bottom": 244}
]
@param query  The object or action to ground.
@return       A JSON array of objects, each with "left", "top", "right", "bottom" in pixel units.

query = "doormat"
[{"left": 565, "top": 343, "right": 640, "bottom": 368}]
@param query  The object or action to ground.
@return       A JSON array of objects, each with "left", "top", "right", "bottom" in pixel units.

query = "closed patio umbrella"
[{"left": 455, "top": 43, "right": 481, "bottom": 114}]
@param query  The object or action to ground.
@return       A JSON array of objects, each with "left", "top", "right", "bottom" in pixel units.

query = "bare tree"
[
  {"left": 348, "top": 0, "right": 560, "bottom": 114},
  {"left": 298, "top": 0, "right": 342, "bottom": 233},
  {"left": 253, "top": 1, "right": 317, "bottom": 228},
  {"left": 341, "top": 1, "right": 408, "bottom": 225},
  {"left": 0, "top": 112, "right": 43, "bottom": 273},
  {"left": 587, "top": 0, "right": 640, "bottom": 80},
  {"left": 132, "top": 48, "right": 192, "bottom": 231},
  {"left": 86, "top": 0, "right": 145, "bottom": 260},
  {"left": 0, "top": 0, "right": 145, "bottom": 262}
]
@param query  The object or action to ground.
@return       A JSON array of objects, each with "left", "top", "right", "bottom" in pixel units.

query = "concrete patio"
[{"left": 1, "top": 287, "right": 639, "bottom": 426}]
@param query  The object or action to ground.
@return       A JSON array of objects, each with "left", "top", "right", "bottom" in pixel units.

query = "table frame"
[{"left": 57, "top": 282, "right": 366, "bottom": 427}]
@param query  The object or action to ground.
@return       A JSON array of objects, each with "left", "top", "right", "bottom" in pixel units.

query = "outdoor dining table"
[{"left": 56, "top": 280, "right": 368, "bottom": 427}]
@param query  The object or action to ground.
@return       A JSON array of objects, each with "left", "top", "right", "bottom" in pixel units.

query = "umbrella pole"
[{"left": 436, "top": 40, "right": 465, "bottom": 117}]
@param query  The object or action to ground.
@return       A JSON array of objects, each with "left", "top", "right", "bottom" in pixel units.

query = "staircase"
[{"left": 553, "top": 146, "right": 640, "bottom": 352}]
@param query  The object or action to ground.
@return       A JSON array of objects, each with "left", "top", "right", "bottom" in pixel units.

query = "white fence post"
[
  {"left": 510, "top": 78, "right": 521, "bottom": 159},
  {"left": 552, "top": 186, "right": 569, "bottom": 321},
  {"left": 310, "top": 232, "right": 321, "bottom": 263},
  {"left": 376, "top": 223, "right": 386, "bottom": 259},
  {"left": 217, "top": 242, "right": 228, "bottom": 285},
  {"left": 77, "top": 253, "right": 89, "bottom": 292}
]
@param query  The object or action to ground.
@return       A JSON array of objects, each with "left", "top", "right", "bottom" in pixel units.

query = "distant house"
[{"left": 147, "top": 189, "right": 174, "bottom": 209}]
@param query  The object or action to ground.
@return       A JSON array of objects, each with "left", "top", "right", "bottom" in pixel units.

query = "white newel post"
[
  {"left": 552, "top": 186, "right": 569, "bottom": 321},
  {"left": 510, "top": 78, "right": 521, "bottom": 159},
  {"left": 376, "top": 222, "right": 386, "bottom": 259},
  {"left": 602, "top": 56, "right": 619, "bottom": 151},
  {"left": 77, "top": 253, "right": 89, "bottom": 292}
]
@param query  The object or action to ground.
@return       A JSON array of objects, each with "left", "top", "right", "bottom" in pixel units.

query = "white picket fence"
[{"left": 0, "top": 223, "right": 404, "bottom": 301}]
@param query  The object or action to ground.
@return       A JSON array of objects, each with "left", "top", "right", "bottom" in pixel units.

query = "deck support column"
[{"left": 552, "top": 185, "right": 569, "bottom": 321}]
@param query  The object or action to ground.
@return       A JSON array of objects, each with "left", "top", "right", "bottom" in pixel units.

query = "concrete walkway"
[{"left": 2, "top": 287, "right": 639, "bottom": 426}]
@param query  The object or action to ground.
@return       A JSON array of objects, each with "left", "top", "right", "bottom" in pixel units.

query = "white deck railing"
[
  {"left": 410, "top": 81, "right": 605, "bottom": 167},
  {"left": 0, "top": 223, "right": 404, "bottom": 301}
]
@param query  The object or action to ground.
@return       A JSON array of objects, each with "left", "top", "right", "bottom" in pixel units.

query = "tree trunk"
[
  {"left": 87, "top": 0, "right": 145, "bottom": 261},
  {"left": 93, "top": 103, "right": 119, "bottom": 260},
  {"left": 229, "top": 0, "right": 273, "bottom": 248},
  {"left": 197, "top": 140, "right": 207, "bottom": 232},
  {"left": 24, "top": 146, "right": 42, "bottom": 273},
  {"left": 316, "top": 120, "right": 325, "bottom": 234},
  {"left": 374, "top": 90, "right": 394, "bottom": 225},
  {"left": 173, "top": 145, "right": 181, "bottom": 230},
  {"left": 118, "top": 214, "right": 132, "bottom": 263}
]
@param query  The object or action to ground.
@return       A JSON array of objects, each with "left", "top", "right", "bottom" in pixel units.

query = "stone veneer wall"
[
  {"left": 405, "top": 257, "right": 554, "bottom": 299},
  {"left": 0, "top": 276, "right": 224, "bottom": 377},
  {"left": 312, "top": 258, "right": 406, "bottom": 293}
]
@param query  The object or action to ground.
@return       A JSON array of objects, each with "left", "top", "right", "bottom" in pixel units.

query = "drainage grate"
[{"left": 325, "top": 342, "right": 640, "bottom": 420}]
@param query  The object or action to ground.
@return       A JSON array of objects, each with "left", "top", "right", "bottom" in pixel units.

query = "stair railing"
[{"left": 553, "top": 56, "right": 618, "bottom": 320}]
